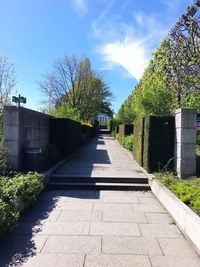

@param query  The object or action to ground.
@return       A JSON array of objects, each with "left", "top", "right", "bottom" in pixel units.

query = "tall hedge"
[
  {"left": 143, "top": 115, "right": 175, "bottom": 172},
  {"left": 50, "top": 118, "right": 81, "bottom": 158},
  {"left": 133, "top": 117, "right": 144, "bottom": 166}
]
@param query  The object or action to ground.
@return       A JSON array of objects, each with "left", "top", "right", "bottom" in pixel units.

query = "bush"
[
  {"left": 0, "top": 199, "right": 19, "bottom": 235},
  {"left": 154, "top": 172, "right": 200, "bottom": 216},
  {"left": 2, "top": 172, "right": 44, "bottom": 207},
  {"left": 122, "top": 134, "right": 134, "bottom": 151}
]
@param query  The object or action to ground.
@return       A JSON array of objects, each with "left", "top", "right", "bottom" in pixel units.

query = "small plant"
[{"left": 122, "top": 134, "right": 134, "bottom": 151}]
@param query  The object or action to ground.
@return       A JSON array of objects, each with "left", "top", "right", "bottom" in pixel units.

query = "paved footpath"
[
  {"left": 0, "top": 134, "right": 200, "bottom": 266},
  {"left": 54, "top": 132, "right": 147, "bottom": 179}
]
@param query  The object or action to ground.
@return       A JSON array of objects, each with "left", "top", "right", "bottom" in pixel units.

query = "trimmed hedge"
[
  {"left": 50, "top": 118, "right": 81, "bottom": 159},
  {"left": 133, "top": 117, "right": 144, "bottom": 166},
  {"left": 143, "top": 116, "right": 175, "bottom": 172}
]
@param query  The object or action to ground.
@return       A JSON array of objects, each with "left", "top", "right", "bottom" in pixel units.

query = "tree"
[
  {"left": 40, "top": 55, "right": 112, "bottom": 122},
  {"left": 129, "top": 1, "right": 200, "bottom": 117},
  {"left": 115, "top": 94, "right": 136, "bottom": 125},
  {"left": 0, "top": 55, "right": 16, "bottom": 106}
]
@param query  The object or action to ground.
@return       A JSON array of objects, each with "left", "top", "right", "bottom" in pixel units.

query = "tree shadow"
[
  {"left": 0, "top": 191, "right": 64, "bottom": 267},
  {"left": 0, "top": 188, "right": 101, "bottom": 267}
]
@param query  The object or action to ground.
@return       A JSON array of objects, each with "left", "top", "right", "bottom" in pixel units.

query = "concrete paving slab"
[
  {"left": 38, "top": 222, "right": 90, "bottom": 235},
  {"left": 21, "top": 254, "right": 85, "bottom": 267},
  {"left": 93, "top": 203, "right": 132, "bottom": 212},
  {"left": 102, "top": 236, "right": 163, "bottom": 255},
  {"left": 85, "top": 254, "right": 151, "bottom": 267},
  {"left": 139, "top": 223, "right": 183, "bottom": 238},
  {"left": 150, "top": 256, "right": 200, "bottom": 267},
  {"left": 103, "top": 210, "right": 147, "bottom": 223},
  {"left": 90, "top": 222, "right": 141, "bottom": 236},
  {"left": 102, "top": 196, "right": 139, "bottom": 203},
  {"left": 157, "top": 238, "right": 199, "bottom": 257},
  {"left": 145, "top": 213, "right": 172, "bottom": 224},
  {"left": 0, "top": 235, "right": 48, "bottom": 254},
  {"left": 54, "top": 202, "right": 93, "bottom": 211},
  {"left": 58, "top": 210, "right": 102, "bottom": 222},
  {"left": 132, "top": 203, "right": 167, "bottom": 213},
  {"left": 138, "top": 196, "right": 160, "bottom": 204},
  {"left": 41, "top": 236, "right": 101, "bottom": 254}
]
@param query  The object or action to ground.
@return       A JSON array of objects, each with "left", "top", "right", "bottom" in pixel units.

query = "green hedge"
[
  {"left": 0, "top": 172, "right": 44, "bottom": 235},
  {"left": 143, "top": 116, "right": 175, "bottom": 172},
  {"left": 133, "top": 117, "right": 144, "bottom": 166},
  {"left": 50, "top": 118, "right": 81, "bottom": 160}
]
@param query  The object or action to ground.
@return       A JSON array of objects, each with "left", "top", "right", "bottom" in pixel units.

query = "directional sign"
[{"left": 12, "top": 94, "right": 26, "bottom": 107}]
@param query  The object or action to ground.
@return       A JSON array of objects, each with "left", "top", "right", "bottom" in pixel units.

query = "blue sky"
[{"left": 0, "top": 0, "right": 193, "bottom": 113}]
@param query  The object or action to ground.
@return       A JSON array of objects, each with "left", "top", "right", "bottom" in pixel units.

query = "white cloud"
[
  {"left": 94, "top": 11, "right": 167, "bottom": 81},
  {"left": 98, "top": 38, "right": 149, "bottom": 81},
  {"left": 73, "top": 0, "right": 87, "bottom": 16}
]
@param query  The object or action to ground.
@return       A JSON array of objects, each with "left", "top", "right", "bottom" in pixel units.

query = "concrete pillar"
[{"left": 174, "top": 108, "right": 196, "bottom": 178}]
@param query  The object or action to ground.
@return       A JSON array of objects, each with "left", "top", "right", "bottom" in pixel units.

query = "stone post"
[{"left": 174, "top": 108, "right": 196, "bottom": 178}]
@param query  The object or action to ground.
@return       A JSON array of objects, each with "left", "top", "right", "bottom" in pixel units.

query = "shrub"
[
  {"left": 122, "top": 134, "right": 134, "bottom": 151},
  {"left": 0, "top": 199, "right": 19, "bottom": 235},
  {"left": 154, "top": 172, "right": 200, "bottom": 216},
  {"left": 2, "top": 172, "right": 44, "bottom": 207}
]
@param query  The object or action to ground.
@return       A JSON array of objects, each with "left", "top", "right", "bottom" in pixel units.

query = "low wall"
[
  {"left": 4, "top": 106, "right": 50, "bottom": 171},
  {"left": 3, "top": 106, "right": 86, "bottom": 171}
]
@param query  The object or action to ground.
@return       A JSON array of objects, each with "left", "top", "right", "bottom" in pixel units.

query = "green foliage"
[
  {"left": 0, "top": 199, "right": 19, "bottom": 235},
  {"left": 122, "top": 134, "right": 134, "bottom": 151},
  {"left": 2, "top": 172, "right": 44, "bottom": 206},
  {"left": 41, "top": 56, "right": 112, "bottom": 123},
  {"left": 116, "top": 2, "right": 200, "bottom": 122},
  {"left": 114, "top": 95, "right": 136, "bottom": 125},
  {"left": 0, "top": 172, "right": 44, "bottom": 235},
  {"left": 154, "top": 172, "right": 200, "bottom": 215},
  {"left": 49, "top": 103, "right": 81, "bottom": 122}
]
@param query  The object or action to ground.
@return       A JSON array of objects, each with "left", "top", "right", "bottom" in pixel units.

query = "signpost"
[{"left": 12, "top": 94, "right": 26, "bottom": 108}]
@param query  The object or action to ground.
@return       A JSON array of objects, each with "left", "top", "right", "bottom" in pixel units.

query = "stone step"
[
  {"left": 50, "top": 175, "right": 148, "bottom": 184},
  {"left": 48, "top": 182, "right": 150, "bottom": 191}
]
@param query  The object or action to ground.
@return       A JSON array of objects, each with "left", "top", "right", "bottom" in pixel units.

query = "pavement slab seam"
[
  {"left": 83, "top": 254, "right": 86, "bottom": 267},
  {"left": 155, "top": 237, "right": 165, "bottom": 256}
]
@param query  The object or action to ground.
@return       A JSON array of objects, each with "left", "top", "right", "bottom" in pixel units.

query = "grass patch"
[{"left": 154, "top": 172, "right": 200, "bottom": 216}]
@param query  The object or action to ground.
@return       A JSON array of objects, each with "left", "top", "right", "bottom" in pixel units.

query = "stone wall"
[{"left": 3, "top": 106, "right": 50, "bottom": 170}]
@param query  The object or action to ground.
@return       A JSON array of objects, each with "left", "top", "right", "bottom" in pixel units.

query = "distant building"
[{"left": 97, "top": 114, "right": 111, "bottom": 124}]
